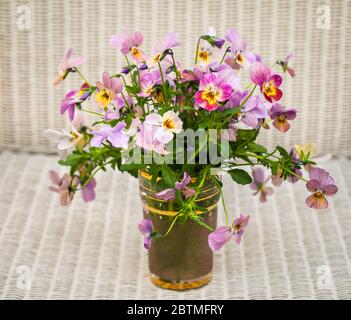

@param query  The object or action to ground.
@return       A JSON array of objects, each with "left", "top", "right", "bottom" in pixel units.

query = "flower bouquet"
[{"left": 46, "top": 27, "right": 338, "bottom": 290}]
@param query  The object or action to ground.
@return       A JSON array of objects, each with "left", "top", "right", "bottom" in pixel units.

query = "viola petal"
[{"left": 323, "top": 184, "right": 338, "bottom": 195}]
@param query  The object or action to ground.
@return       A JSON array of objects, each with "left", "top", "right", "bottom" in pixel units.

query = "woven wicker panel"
[
  {"left": 0, "top": 151, "right": 350, "bottom": 299},
  {"left": 0, "top": 0, "right": 350, "bottom": 155}
]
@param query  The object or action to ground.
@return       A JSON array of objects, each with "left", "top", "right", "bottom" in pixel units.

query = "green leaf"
[
  {"left": 228, "top": 169, "right": 252, "bottom": 185},
  {"left": 247, "top": 142, "right": 267, "bottom": 153},
  {"left": 175, "top": 189, "right": 184, "bottom": 206},
  {"left": 237, "top": 129, "right": 257, "bottom": 141},
  {"left": 161, "top": 165, "right": 175, "bottom": 187},
  {"left": 276, "top": 146, "right": 289, "bottom": 158},
  {"left": 58, "top": 153, "right": 87, "bottom": 167}
]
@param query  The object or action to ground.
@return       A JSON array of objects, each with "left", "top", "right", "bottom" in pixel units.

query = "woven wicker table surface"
[{"left": 0, "top": 151, "right": 350, "bottom": 300}]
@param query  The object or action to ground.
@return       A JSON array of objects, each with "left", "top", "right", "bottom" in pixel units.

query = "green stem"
[
  {"left": 157, "top": 61, "right": 168, "bottom": 105},
  {"left": 74, "top": 159, "right": 114, "bottom": 191},
  {"left": 120, "top": 91, "right": 131, "bottom": 109},
  {"left": 194, "top": 36, "right": 202, "bottom": 64},
  {"left": 74, "top": 67, "right": 91, "bottom": 86},
  {"left": 241, "top": 152, "right": 309, "bottom": 182},
  {"left": 79, "top": 108, "right": 104, "bottom": 118},
  {"left": 159, "top": 214, "right": 182, "bottom": 238},
  {"left": 219, "top": 46, "right": 230, "bottom": 64}
]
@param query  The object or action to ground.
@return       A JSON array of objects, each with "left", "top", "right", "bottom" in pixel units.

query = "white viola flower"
[
  {"left": 144, "top": 111, "right": 182, "bottom": 144},
  {"left": 43, "top": 111, "right": 86, "bottom": 158}
]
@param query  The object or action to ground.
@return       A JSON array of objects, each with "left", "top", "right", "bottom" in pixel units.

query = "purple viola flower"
[
  {"left": 213, "top": 38, "right": 225, "bottom": 49},
  {"left": 139, "top": 70, "right": 161, "bottom": 97},
  {"left": 287, "top": 168, "right": 303, "bottom": 184},
  {"left": 250, "top": 167, "right": 273, "bottom": 203},
  {"left": 306, "top": 167, "right": 338, "bottom": 209},
  {"left": 156, "top": 172, "right": 195, "bottom": 201},
  {"left": 82, "top": 178, "right": 96, "bottom": 203},
  {"left": 48, "top": 171, "right": 78, "bottom": 206},
  {"left": 224, "top": 28, "right": 255, "bottom": 70},
  {"left": 208, "top": 214, "right": 250, "bottom": 251},
  {"left": 90, "top": 122, "right": 129, "bottom": 149},
  {"left": 60, "top": 83, "right": 90, "bottom": 121},
  {"left": 138, "top": 219, "right": 153, "bottom": 249},
  {"left": 139, "top": 63, "right": 148, "bottom": 70},
  {"left": 241, "top": 96, "right": 269, "bottom": 128},
  {"left": 121, "top": 66, "right": 130, "bottom": 74},
  {"left": 270, "top": 103, "right": 297, "bottom": 133}
]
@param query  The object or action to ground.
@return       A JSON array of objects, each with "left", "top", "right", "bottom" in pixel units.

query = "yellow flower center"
[
  {"left": 131, "top": 47, "right": 143, "bottom": 60},
  {"left": 71, "top": 131, "right": 80, "bottom": 141},
  {"left": 278, "top": 115, "right": 286, "bottom": 123},
  {"left": 235, "top": 52, "right": 245, "bottom": 65},
  {"left": 263, "top": 81, "right": 277, "bottom": 97},
  {"left": 314, "top": 190, "right": 324, "bottom": 198},
  {"left": 95, "top": 89, "right": 111, "bottom": 108},
  {"left": 144, "top": 85, "right": 154, "bottom": 96},
  {"left": 202, "top": 85, "right": 222, "bottom": 105},
  {"left": 152, "top": 52, "right": 161, "bottom": 64},
  {"left": 198, "top": 50, "right": 210, "bottom": 63},
  {"left": 162, "top": 117, "right": 176, "bottom": 130}
]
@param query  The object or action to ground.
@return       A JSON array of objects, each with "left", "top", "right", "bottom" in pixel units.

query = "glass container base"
[{"left": 150, "top": 272, "right": 212, "bottom": 291}]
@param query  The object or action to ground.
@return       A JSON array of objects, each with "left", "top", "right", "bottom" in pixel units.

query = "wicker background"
[{"left": 0, "top": 0, "right": 350, "bottom": 155}]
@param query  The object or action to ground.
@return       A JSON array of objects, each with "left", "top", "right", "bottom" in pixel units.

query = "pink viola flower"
[
  {"left": 278, "top": 53, "right": 296, "bottom": 78},
  {"left": 270, "top": 103, "right": 297, "bottom": 133},
  {"left": 52, "top": 48, "right": 85, "bottom": 86},
  {"left": 136, "top": 123, "right": 168, "bottom": 155},
  {"left": 143, "top": 111, "right": 182, "bottom": 144},
  {"left": 110, "top": 29, "right": 147, "bottom": 63},
  {"left": 208, "top": 214, "right": 250, "bottom": 251},
  {"left": 48, "top": 171, "right": 78, "bottom": 206},
  {"left": 250, "top": 167, "right": 273, "bottom": 203},
  {"left": 250, "top": 62, "right": 283, "bottom": 103},
  {"left": 194, "top": 73, "right": 233, "bottom": 111},
  {"left": 138, "top": 218, "right": 153, "bottom": 249},
  {"left": 60, "top": 83, "right": 90, "bottom": 121},
  {"left": 306, "top": 167, "right": 338, "bottom": 209},
  {"left": 224, "top": 28, "right": 256, "bottom": 70},
  {"left": 156, "top": 172, "right": 196, "bottom": 201},
  {"left": 95, "top": 71, "right": 123, "bottom": 109},
  {"left": 150, "top": 32, "right": 180, "bottom": 65},
  {"left": 90, "top": 122, "right": 129, "bottom": 149},
  {"left": 82, "top": 178, "right": 96, "bottom": 203}
]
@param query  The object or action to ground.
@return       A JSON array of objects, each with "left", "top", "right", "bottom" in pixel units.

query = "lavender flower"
[
  {"left": 82, "top": 178, "right": 97, "bottom": 203},
  {"left": 270, "top": 103, "right": 297, "bottom": 133},
  {"left": 250, "top": 167, "right": 273, "bottom": 202},
  {"left": 138, "top": 219, "right": 153, "bottom": 249},
  {"left": 52, "top": 48, "right": 85, "bottom": 86},
  {"left": 48, "top": 171, "right": 77, "bottom": 206},
  {"left": 156, "top": 172, "right": 195, "bottom": 201},
  {"left": 306, "top": 167, "right": 338, "bottom": 209},
  {"left": 208, "top": 214, "right": 250, "bottom": 251},
  {"left": 90, "top": 123, "right": 129, "bottom": 148}
]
